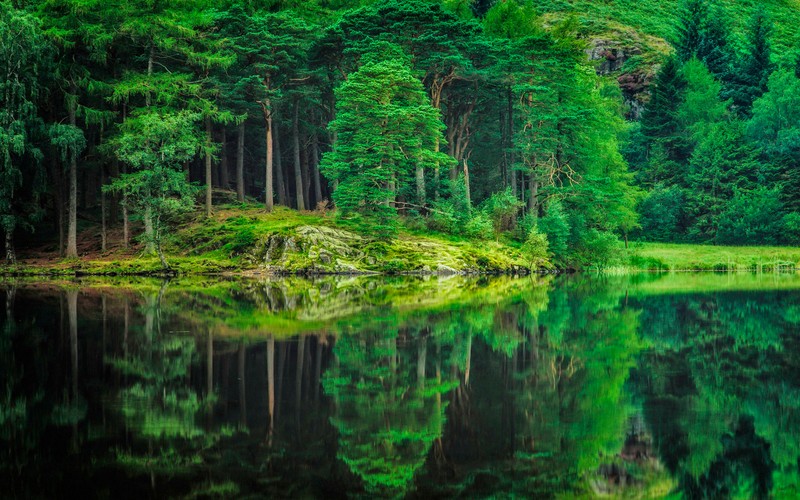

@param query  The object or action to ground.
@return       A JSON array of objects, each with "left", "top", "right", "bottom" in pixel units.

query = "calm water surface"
[{"left": 2, "top": 273, "right": 800, "bottom": 498}]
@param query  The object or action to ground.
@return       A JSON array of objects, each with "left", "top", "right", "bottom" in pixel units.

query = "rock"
[
  {"left": 319, "top": 251, "right": 332, "bottom": 265},
  {"left": 436, "top": 264, "right": 459, "bottom": 275}
]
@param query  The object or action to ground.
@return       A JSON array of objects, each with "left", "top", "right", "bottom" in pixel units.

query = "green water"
[{"left": 2, "top": 273, "right": 800, "bottom": 498}]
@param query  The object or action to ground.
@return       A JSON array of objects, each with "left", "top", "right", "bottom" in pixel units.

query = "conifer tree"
[{"left": 320, "top": 42, "right": 451, "bottom": 237}]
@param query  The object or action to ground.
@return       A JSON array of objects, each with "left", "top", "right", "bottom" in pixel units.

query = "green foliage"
[
  {"left": 521, "top": 226, "right": 548, "bottom": 268},
  {"left": 321, "top": 41, "right": 450, "bottom": 238},
  {"left": 481, "top": 188, "right": 521, "bottom": 234},
  {"left": 105, "top": 110, "right": 201, "bottom": 267},
  {"left": 538, "top": 201, "right": 570, "bottom": 261},
  {"left": 637, "top": 185, "right": 686, "bottom": 241},
  {"left": 716, "top": 187, "right": 786, "bottom": 245},
  {"left": 0, "top": 3, "right": 49, "bottom": 259}
]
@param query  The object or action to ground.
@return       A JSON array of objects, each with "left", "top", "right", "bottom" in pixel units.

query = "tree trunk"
[
  {"left": 463, "top": 158, "right": 471, "bottom": 209},
  {"left": 236, "top": 122, "right": 245, "bottom": 202},
  {"left": 528, "top": 176, "right": 538, "bottom": 215},
  {"left": 68, "top": 290, "right": 78, "bottom": 397},
  {"left": 5, "top": 229, "right": 15, "bottom": 264},
  {"left": 264, "top": 100, "right": 274, "bottom": 212},
  {"left": 220, "top": 128, "right": 229, "bottom": 189},
  {"left": 205, "top": 116, "right": 213, "bottom": 218},
  {"left": 293, "top": 99, "right": 305, "bottom": 211},
  {"left": 143, "top": 206, "right": 155, "bottom": 255},
  {"left": 66, "top": 92, "right": 78, "bottom": 259},
  {"left": 508, "top": 87, "right": 517, "bottom": 199},
  {"left": 300, "top": 134, "right": 310, "bottom": 208},
  {"left": 101, "top": 165, "right": 107, "bottom": 252},
  {"left": 275, "top": 123, "right": 286, "bottom": 206},
  {"left": 312, "top": 132, "right": 322, "bottom": 206},
  {"left": 416, "top": 163, "right": 425, "bottom": 207}
]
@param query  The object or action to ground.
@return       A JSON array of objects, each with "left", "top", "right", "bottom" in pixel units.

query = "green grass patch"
[{"left": 627, "top": 242, "right": 800, "bottom": 272}]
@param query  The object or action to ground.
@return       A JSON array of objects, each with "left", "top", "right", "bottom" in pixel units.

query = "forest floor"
[
  {"left": 8, "top": 204, "right": 800, "bottom": 276},
  {"left": 3, "top": 204, "right": 532, "bottom": 277}
]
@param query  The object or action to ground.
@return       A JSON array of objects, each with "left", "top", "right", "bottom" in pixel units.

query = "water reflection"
[{"left": 1, "top": 274, "right": 800, "bottom": 498}]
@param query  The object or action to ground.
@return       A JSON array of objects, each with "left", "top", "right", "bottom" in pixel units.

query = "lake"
[{"left": 2, "top": 273, "right": 799, "bottom": 498}]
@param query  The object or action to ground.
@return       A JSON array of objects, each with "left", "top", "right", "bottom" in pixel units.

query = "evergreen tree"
[
  {"left": 674, "top": 0, "right": 707, "bottom": 62},
  {"left": 639, "top": 56, "right": 688, "bottom": 185},
  {"left": 320, "top": 42, "right": 451, "bottom": 237},
  {"left": 0, "top": 3, "right": 49, "bottom": 262},
  {"left": 727, "top": 8, "right": 774, "bottom": 117}
]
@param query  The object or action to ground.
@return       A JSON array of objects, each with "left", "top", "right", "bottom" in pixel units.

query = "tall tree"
[
  {"left": 320, "top": 42, "right": 451, "bottom": 236},
  {"left": 0, "top": 3, "right": 49, "bottom": 262}
]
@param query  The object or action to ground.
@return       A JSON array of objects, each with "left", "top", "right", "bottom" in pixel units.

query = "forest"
[{"left": 2, "top": 0, "right": 800, "bottom": 270}]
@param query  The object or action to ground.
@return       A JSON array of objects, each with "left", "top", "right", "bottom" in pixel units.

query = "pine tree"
[
  {"left": 639, "top": 56, "right": 689, "bottom": 184},
  {"left": 675, "top": 0, "right": 708, "bottom": 62},
  {"left": 320, "top": 42, "right": 451, "bottom": 237},
  {"left": 726, "top": 8, "right": 774, "bottom": 117}
]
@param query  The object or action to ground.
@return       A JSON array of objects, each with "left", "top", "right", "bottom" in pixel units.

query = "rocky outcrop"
[{"left": 243, "top": 224, "right": 531, "bottom": 276}]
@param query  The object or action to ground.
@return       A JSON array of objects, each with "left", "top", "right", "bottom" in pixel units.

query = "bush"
[
  {"left": 426, "top": 200, "right": 459, "bottom": 233},
  {"left": 522, "top": 227, "right": 549, "bottom": 268},
  {"left": 538, "top": 201, "right": 570, "bottom": 260},
  {"left": 482, "top": 188, "right": 522, "bottom": 234},
  {"left": 577, "top": 229, "right": 624, "bottom": 268},
  {"left": 514, "top": 213, "right": 537, "bottom": 241},
  {"left": 463, "top": 211, "right": 494, "bottom": 239}
]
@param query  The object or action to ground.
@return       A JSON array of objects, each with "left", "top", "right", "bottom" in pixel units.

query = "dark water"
[{"left": 2, "top": 274, "right": 800, "bottom": 499}]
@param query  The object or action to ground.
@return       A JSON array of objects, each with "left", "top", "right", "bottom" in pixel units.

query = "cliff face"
[{"left": 539, "top": 0, "right": 800, "bottom": 121}]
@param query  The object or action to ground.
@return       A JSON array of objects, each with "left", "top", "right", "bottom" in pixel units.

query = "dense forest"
[{"left": 2, "top": 0, "right": 800, "bottom": 269}]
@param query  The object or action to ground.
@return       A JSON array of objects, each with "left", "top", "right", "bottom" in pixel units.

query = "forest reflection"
[{"left": 2, "top": 274, "right": 800, "bottom": 498}]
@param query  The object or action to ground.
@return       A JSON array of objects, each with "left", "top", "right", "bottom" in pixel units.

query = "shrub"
[
  {"left": 482, "top": 188, "right": 522, "bottom": 234},
  {"left": 522, "top": 227, "right": 549, "bottom": 269},
  {"left": 463, "top": 211, "right": 494, "bottom": 240},
  {"left": 538, "top": 201, "right": 570, "bottom": 260}
]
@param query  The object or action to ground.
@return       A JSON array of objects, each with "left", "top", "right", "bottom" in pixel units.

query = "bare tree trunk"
[
  {"left": 275, "top": 123, "right": 286, "bottom": 206},
  {"left": 5, "top": 229, "right": 15, "bottom": 264},
  {"left": 263, "top": 100, "right": 274, "bottom": 212},
  {"left": 66, "top": 91, "right": 78, "bottom": 259},
  {"left": 508, "top": 87, "right": 517, "bottom": 199},
  {"left": 101, "top": 165, "right": 107, "bottom": 252},
  {"left": 143, "top": 206, "right": 155, "bottom": 255},
  {"left": 528, "top": 176, "right": 538, "bottom": 215},
  {"left": 416, "top": 163, "right": 425, "bottom": 207},
  {"left": 300, "top": 134, "right": 310, "bottom": 208},
  {"left": 236, "top": 121, "right": 245, "bottom": 202},
  {"left": 205, "top": 116, "right": 213, "bottom": 218},
  {"left": 463, "top": 158, "right": 471, "bottom": 209},
  {"left": 293, "top": 99, "right": 305, "bottom": 211},
  {"left": 312, "top": 131, "right": 322, "bottom": 206},
  {"left": 220, "top": 128, "right": 229, "bottom": 189}
]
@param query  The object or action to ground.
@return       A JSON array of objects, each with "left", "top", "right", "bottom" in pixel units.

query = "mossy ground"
[{"left": 4, "top": 204, "right": 532, "bottom": 276}]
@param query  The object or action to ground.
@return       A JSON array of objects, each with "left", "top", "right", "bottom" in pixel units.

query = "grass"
[{"left": 627, "top": 241, "right": 800, "bottom": 272}]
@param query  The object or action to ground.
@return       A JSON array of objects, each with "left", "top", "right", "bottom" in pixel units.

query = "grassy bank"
[
  {"left": 3, "top": 204, "right": 533, "bottom": 277},
  {"left": 627, "top": 242, "right": 800, "bottom": 272}
]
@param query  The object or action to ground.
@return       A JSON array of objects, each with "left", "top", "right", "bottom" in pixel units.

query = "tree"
[
  {"left": 105, "top": 110, "right": 200, "bottom": 270},
  {"left": 747, "top": 68, "right": 800, "bottom": 211},
  {"left": 726, "top": 8, "right": 774, "bottom": 117},
  {"left": 320, "top": 42, "right": 451, "bottom": 236},
  {"left": 639, "top": 56, "right": 688, "bottom": 177},
  {"left": 0, "top": 3, "right": 49, "bottom": 263}
]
